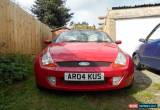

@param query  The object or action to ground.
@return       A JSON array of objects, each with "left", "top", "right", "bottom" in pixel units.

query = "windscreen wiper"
[{"left": 67, "top": 40, "right": 82, "bottom": 42}]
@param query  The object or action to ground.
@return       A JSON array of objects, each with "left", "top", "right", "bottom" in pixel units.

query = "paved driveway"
[{"left": 134, "top": 69, "right": 160, "bottom": 104}]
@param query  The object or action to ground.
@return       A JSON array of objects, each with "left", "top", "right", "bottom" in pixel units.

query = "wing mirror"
[
  {"left": 115, "top": 40, "right": 122, "bottom": 44},
  {"left": 139, "top": 38, "right": 146, "bottom": 43},
  {"left": 44, "top": 40, "right": 52, "bottom": 44}
]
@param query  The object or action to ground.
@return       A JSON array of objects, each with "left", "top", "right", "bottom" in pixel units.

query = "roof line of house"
[{"left": 112, "top": 3, "right": 160, "bottom": 10}]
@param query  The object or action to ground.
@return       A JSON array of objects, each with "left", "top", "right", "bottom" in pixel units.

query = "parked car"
[
  {"left": 133, "top": 23, "right": 160, "bottom": 70},
  {"left": 34, "top": 30, "right": 134, "bottom": 91}
]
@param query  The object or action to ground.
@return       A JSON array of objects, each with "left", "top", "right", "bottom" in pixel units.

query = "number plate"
[{"left": 64, "top": 73, "right": 104, "bottom": 81}]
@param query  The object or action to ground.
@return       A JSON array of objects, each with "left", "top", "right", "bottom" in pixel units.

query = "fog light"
[
  {"left": 48, "top": 76, "right": 56, "bottom": 86},
  {"left": 112, "top": 77, "right": 122, "bottom": 86}
]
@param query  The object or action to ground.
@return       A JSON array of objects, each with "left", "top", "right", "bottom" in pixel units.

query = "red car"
[{"left": 34, "top": 30, "right": 134, "bottom": 91}]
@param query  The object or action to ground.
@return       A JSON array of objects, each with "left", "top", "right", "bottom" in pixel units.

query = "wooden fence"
[{"left": 0, "top": 0, "right": 52, "bottom": 54}]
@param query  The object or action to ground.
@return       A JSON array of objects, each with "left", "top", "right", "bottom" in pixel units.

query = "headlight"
[
  {"left": 41, "top": 48, "right": 56, "bottom": 67},
  {"left": 113, "top": 51, "right": 127, "bottom": 67}
]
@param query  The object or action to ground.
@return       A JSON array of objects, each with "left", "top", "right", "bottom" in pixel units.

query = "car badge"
[{"left": 78, "top": 62, "right": 90, "bottom": 66}]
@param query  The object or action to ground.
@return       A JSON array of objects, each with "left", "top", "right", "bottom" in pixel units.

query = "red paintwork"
[
  {"left": 34, "top": 42, "right": 134, "bottom": 91},
  {"left": 49, "top": 43, "right": 118, "bottom": 62}
]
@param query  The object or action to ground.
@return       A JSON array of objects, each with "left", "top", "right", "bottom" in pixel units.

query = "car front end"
[{"left": 35, "top": 45, "right": 134, "bottom": 91}]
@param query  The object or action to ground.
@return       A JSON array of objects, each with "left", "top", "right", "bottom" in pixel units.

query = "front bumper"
[{"left": 35, "top": 56, "right": 134, "bottom": 91}]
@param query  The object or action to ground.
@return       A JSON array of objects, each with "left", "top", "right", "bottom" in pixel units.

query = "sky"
[{"left": 13, "top": 0, "right": 160, "bottom": 27}]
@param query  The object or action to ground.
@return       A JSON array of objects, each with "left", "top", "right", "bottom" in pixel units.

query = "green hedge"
[{"left": 0, "top": 54, "right": 32, "bottom": 85}]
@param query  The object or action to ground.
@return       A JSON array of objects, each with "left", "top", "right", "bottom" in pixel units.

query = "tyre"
[
  {"left": 36, "top": 83, "right": 46, "bottom": 91},
  {"left": 132, "top": 54, "right": 143, "bottom": 70}
]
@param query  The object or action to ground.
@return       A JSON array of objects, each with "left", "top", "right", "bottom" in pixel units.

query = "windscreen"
[{"left": 55, "top": 31, "right": 113, "bottom": 43}]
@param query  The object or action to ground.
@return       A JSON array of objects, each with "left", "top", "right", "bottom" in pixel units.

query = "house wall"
[
  {"left": 116, "top": 18, "right": 160, "bottom": 55},
  {"left": 103, "top": 6, "right": 160, "bottom": 40}
]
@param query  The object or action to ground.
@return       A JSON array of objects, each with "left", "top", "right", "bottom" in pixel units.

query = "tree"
[
  {"left": 71, "top": 22, "right": 96, "bottom": 30},
  {"left": 31, "top": 0, "right": 73, "bottom": 28}
]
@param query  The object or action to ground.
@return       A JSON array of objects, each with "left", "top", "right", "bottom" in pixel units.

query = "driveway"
[{"left": 134, "top": 69, "right": 160, "bottom": 104}]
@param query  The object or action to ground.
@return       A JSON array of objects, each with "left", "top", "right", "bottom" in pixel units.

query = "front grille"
[
  {"left": 57, "top": 61, "right": 111, "bottom": 67},
  {"left": 62, "top": 78, "right": 106, "bottom": 85}
]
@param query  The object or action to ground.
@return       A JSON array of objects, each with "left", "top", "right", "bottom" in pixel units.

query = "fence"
[{"left": 0, "top": 0, "right": 52, "bottom": 54}]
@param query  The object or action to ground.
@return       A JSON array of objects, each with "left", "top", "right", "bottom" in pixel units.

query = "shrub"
[{"left": 0, "top": 54, "right": 32, "bottom": 85}]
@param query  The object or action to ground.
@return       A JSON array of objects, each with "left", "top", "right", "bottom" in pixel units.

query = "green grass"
[
  {"left": 153, "top": 83, "right": 160, "bottom": 90},
  {"left": 0, "top": 75, "right": 138, "bottom": 110},
  {"left": 133, "top": 91, "right": 154, "bottom": 103},
  {"left": 0, "top": 56, "right": 159, "bottom": 110}
]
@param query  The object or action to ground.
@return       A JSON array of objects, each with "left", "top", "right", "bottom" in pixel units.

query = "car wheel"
[
  {"left": 133, "top": 54, "right": 143, "bottom": 70},
  {"left": 36, "top": 83, "right": 46, "bottom": 90}
]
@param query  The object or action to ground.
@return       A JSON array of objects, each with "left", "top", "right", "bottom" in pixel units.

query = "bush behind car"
[{"left": 0, "top": 54, "right": 33, "bottom": 85}]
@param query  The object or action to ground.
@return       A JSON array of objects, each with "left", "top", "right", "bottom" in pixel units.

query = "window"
[
  {"left": 149, "top": 26, "right": 160, "bottom": 41},
  {"left": 55, "top": 31, "right": 113, "bottom": 43}
]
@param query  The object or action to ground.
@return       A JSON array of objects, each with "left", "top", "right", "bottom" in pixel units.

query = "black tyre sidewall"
[{"left": 133, "top": 54, "right": 142, "bottom": 70}]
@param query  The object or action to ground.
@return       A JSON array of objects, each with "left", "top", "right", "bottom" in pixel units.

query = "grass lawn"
[{"left": 0, "top": 58, "right": 159, "bottom": 110}]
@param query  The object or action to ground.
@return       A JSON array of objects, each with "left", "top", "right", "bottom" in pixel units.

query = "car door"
[{"left": 141, "top": 24, "right": 160, "bottom": 69}]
